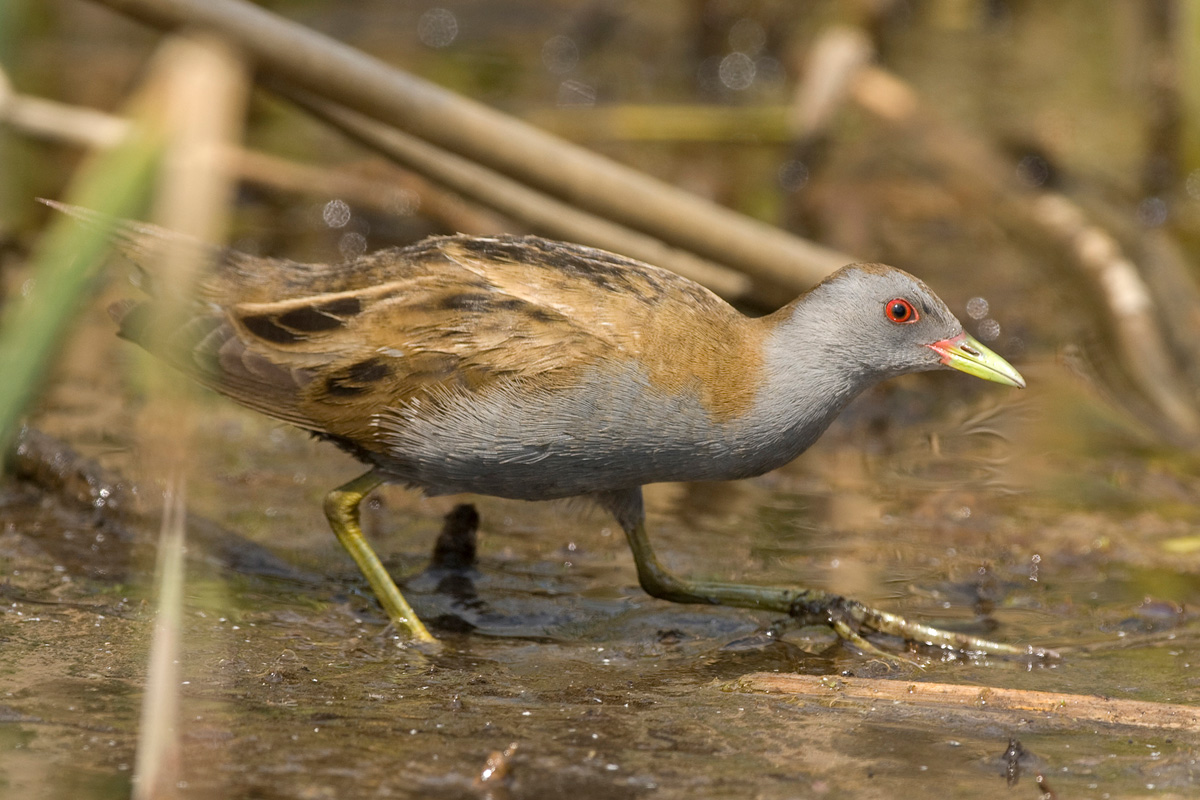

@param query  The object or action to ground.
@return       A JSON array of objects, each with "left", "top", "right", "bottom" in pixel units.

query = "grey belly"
[{"left": 371, "top": 370, "right": 794, "bottom": 501}]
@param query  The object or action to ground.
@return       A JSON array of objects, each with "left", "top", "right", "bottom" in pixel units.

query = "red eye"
[{"left": 885, "top": 298, "right": 918, "bottom": 323}]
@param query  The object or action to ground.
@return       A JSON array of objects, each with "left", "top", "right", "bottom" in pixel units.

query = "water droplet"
[
  {"left": 339, "top": 232, "right": 368, "bottom": 260},
  {"left": 1186, "top": 169, "right": 1200, "bottom": 199},
  {"left": 417, "top": 8, "right": 458, "bottom": 48},
  {"left": 778, "top": 160, "right": 808, "bottom": 192},
  {"left": 728, "top": 18, "right": 766, "bottom": 55},
  {"left": 322, "top": 199, "right": 351, "bottom": 228},
  {"left": 542, "top": 35, "right": 579, "bottom": 75},
  {"left": 977, "top": 318, "right": 1001, "bottom": 341},
  {"left": 1015, "top": 155, "right": 1049, "bottom": 188},
  {"left": 718, "top": 52, "right": 756, "bottom": 91},
  {"left": 387, "top": 189, "right": 420, "bottom": 216},
  {"left": 965, "top": 296, "right": 989, "bottom": 319},
  {"left": 1137, "top": 196, "right": 1168, "bottom": 227}
]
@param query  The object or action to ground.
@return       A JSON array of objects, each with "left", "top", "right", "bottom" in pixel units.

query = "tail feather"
[
  {"left": 43, "top": 199, "right": 432, "bottom": 309},
  {"left": 107, "top": 295, "right": 320, "bottom": 431},
  {"left": 43, "top": 200, "right": 359, "bottom": 437},
  {"left": 107, "top": 298, "right": 141, "bottom": 331},
  {"left": 39, "top": 198, "right": 222, "bottom": 297}
]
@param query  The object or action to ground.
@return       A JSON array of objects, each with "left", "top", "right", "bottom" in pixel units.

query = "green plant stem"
[{"left": 0, "top": 128, "right": 160, "bottom": 454}]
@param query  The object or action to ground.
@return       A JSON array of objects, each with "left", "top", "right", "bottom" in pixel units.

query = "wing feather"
[{"left": 108, "top": 230, "right": 758, "bottom": 454}]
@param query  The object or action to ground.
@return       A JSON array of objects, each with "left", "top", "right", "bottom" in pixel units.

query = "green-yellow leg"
[
  {"left": 323, "top": 470, "right": 436, "bottom": 644},
  {"left": 622, "top": 519, "right": 1057, "bottom": 660}
]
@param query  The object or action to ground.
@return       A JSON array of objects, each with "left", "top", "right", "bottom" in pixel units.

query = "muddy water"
[
  {"left": 4, "top": 1, "right": 1200, "bottom": 797},
  {"left": 2, "top": 302, "right": 1198, "bottom": 798}
]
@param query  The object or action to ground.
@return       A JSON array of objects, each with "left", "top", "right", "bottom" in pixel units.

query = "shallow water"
[
  {"left": 5, "top": 1, "right": 1200, "bottom": 797},
  {"left": 3, "top": 332, "right": 1198, "bottom": 798}
]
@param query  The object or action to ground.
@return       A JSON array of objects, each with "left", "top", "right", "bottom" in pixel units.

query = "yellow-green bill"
[{"left": 929, "top": 333, "right": 1025, "bottom": 388}]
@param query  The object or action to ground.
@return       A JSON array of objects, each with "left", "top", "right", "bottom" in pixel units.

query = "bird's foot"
[
  {"left": 788, "top": 593, "right": 1059, "bottom": 661},
  {"left": 618, "top": 519, "right": 1057, "bottom": 661}
]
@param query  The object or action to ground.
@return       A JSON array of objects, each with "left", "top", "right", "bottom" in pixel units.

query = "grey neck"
[{"left": 733, "top": 305, "right": 880, "bottom": 471}]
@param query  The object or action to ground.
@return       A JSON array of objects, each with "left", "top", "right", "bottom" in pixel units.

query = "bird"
[{"left": 46, "top": 199, "right": 1046, "bottom": 657}]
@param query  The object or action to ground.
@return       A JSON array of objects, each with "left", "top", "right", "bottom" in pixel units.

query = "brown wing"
[{"left": 113, "top": 233, "right": 765, "bottom": 456}]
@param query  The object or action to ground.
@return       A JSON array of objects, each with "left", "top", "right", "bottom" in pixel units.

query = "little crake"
[{"left": 51, "top": 201, "right": 1043, "bottom": 657}]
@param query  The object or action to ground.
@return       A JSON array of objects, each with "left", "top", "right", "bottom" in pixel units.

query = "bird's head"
[{"left": 794, "top": 263, "right": 1025, "bottom": 388}]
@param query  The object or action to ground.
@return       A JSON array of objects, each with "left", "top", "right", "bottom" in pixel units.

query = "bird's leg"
[
  {"left": 597, "top": 489, "right": 1054, "bottom": 659},
  {"left": 324, "top": 470, "right": 436, "bottom": 643}
]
